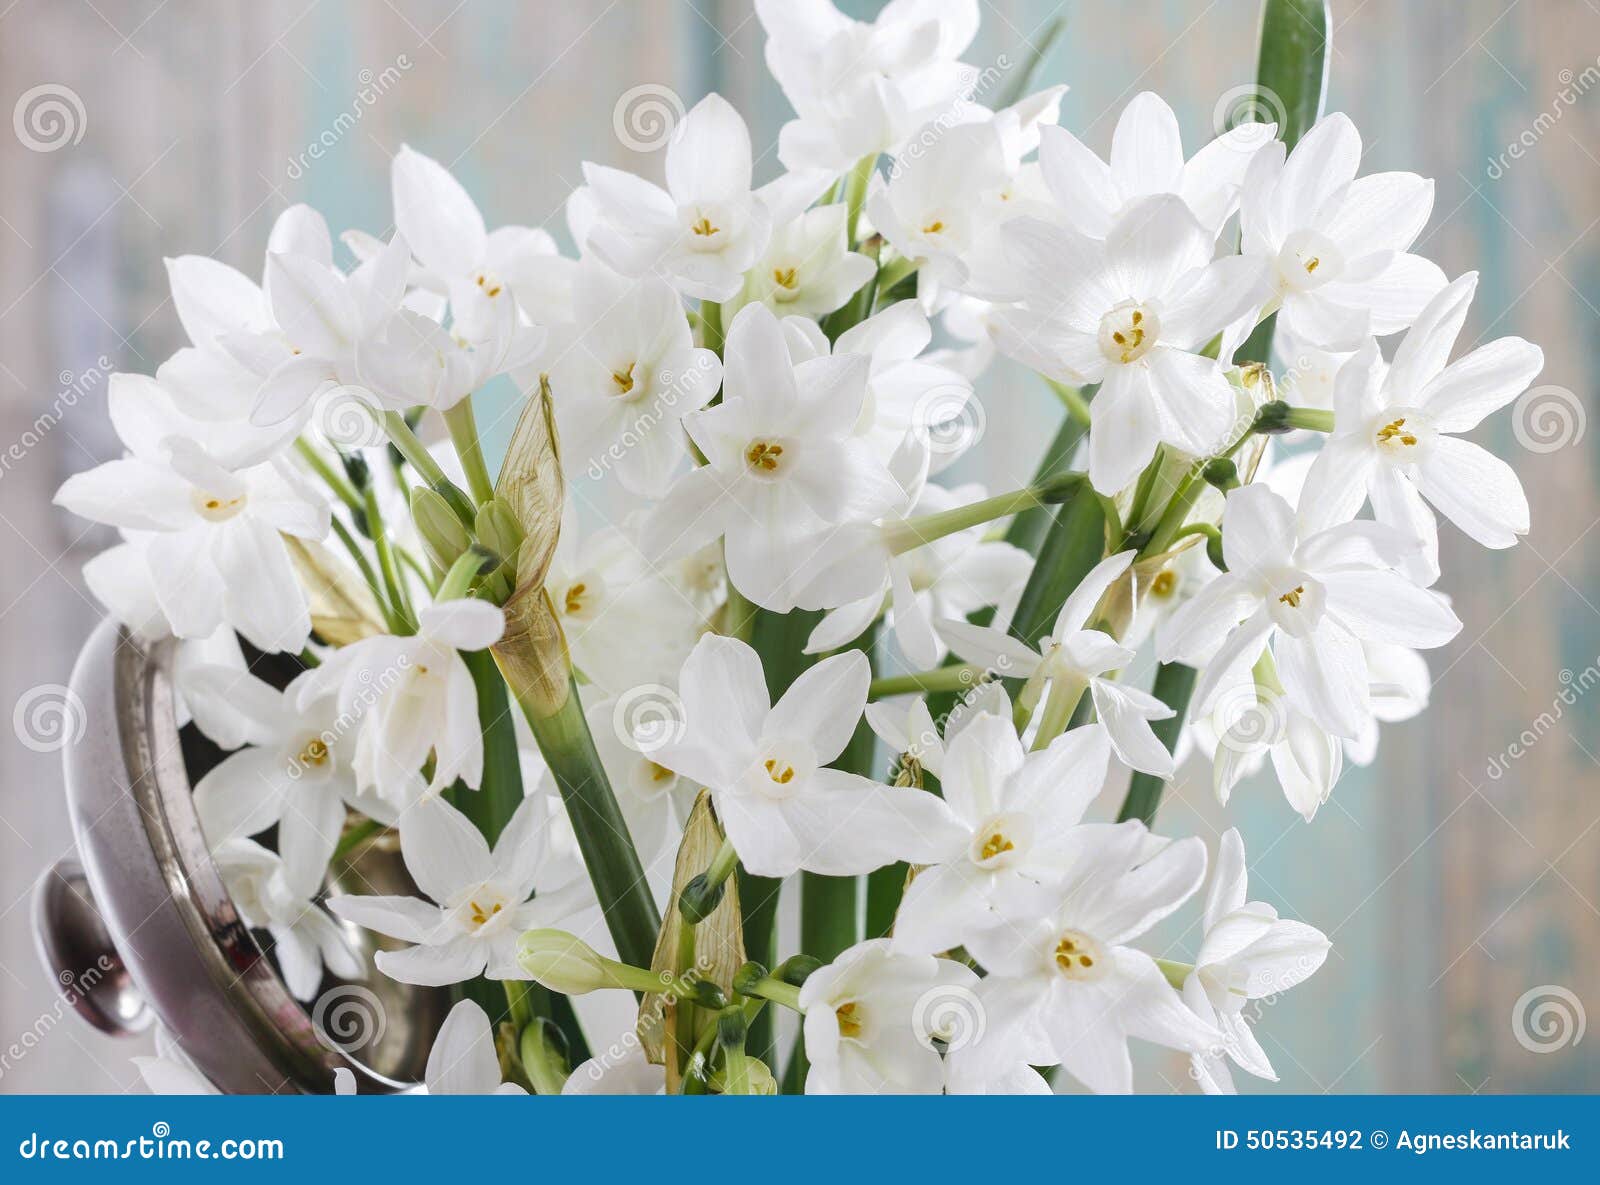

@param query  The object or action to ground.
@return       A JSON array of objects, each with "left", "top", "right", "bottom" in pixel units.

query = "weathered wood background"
[{"left": 1, "top": 0, "right": 1595, "bottom": 1093}]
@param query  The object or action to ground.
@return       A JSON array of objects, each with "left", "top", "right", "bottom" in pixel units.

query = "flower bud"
[
  {"left": 678, "top": 873, "right": 725, "bottom": 924},
  {"left": 775, "top": 954, "right": 823, "bottom": 987},
  {"left": 411, "top": 486, "right": 471, "bottom": 570},
  {"left": 476, "top": 498, "right": 524, "bottom": 568},
  {"left": 732, "top": 961, "right": 770, "bottom": 996},
  {"left": 516, "top": 929, "right": 628, "bottom": 995},
  {"left": 1202, "top": 457, "right": 1239, "bottom": 493}
]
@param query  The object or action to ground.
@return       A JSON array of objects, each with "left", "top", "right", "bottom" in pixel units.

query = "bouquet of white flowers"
[{"left": 56, "top": 0, "right": 1542, "bottom": 1096}]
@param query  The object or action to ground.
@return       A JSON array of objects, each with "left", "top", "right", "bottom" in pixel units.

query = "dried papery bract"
[
  {"left": 639, "top": 791, "right": 746, "bottom": 1090},
  {"left": 283, "top": 535, "right": 387, "bottom": 645},
  {"left": 490, "top": 376, "right": 662, "bottom": 969}
]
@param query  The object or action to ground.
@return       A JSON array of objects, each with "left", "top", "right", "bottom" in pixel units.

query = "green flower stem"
[
  {"left": 506, "top": 676, "right": 662, "bottom": 971},
  {"left": 1029, "top": 675, "right": 1087, "bottom": 752},
  {"left": 381, "top": 410, "right": 475, "bottom": 525},
  {"left": 868, "top": 664, "right": 986, "bottom": 700},
  {"left": 881, "top": 473, "right": 1083, "bottom": 556},
  {"left": 717, "top": 1007, "right": 752, "bottom": 1095},
  {"left": 700, "top": 300, "right": 725, "bottom": 358},
  {"left": 703, "top": 837, "right": 738, "bottom": 894},
  {"left": 443, "top": 398, "right": 496, "bottom": 507},
  {"left": 1155, "top": 957, "right": 1195, "bottom": 991},
  {"left": 518, "top": 1016, "right": 570, "bottom": 1095},
  {"left": 1115, "top": 661, "right": 1198, "bottom": 827},
  {"left": 1045, "top": 378, "right": 1092, "bottom": 427},
  {"left": 293, "top": 438, "right": 362, "bottom": 516},
  {"left": 360, "top": 484, "right": 415, "bottom": 633},
  {"left": 327, "top": 516, "right": 393, "bottom": 625},
  {"left": 738, "top": 975, "right": 802, "bottom": 1012},
  {"left": 841, "top": 153, "right": 877, "bottom": 247}
]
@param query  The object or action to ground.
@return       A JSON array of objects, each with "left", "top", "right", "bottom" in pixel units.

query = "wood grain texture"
[{"left": 1, "top": 0, "right": 1595, "bottom": 1093}]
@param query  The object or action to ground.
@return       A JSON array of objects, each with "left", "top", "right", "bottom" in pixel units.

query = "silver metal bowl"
[{"left": 32, "top": 619, "right": 447, "bottom": 1093}]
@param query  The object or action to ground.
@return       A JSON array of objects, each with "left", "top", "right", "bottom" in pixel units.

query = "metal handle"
[{"left": 32, "top": 855, "right": 153, "bottom": 1037}]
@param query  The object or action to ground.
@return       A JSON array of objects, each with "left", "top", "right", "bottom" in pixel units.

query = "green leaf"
[
  {"left": 1255, "top": 0, "right": 1331, "bottom": 153},
  {"left": 1116, "top": 662, "right": 1199, "bottom": 827},
  {"left": 1238, "top": 0, "right": 1331, "bottom": 366}
]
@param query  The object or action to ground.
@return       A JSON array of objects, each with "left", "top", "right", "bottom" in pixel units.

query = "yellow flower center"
[
  {"left": 979, "top": 831, "right": 1014, "bottom": 861},
  {"left": 1150, "top": 570, "right": 1177, "bottom": 599},
  {"left": 835, "top": 1001, "right": 863, "bottom": 1039},
  {"left": 475, "top": 273, "right": 503, "bottom": 298},
  {"left": 611, "top": 362, "right": 636, "bottom": 395},
  {"left": 565, "top": 582, "right": 588, "bottom": 615},
  {"left": 764, "top": 758, "right": 796, "bottom": 785},
  {"left": 648, "top": 761, "right": 674, "bottom": 783},
  {"left": 1053, "top": 930, "right": 1104, "bottom": 980},
  {"left": 1278, "top": 584, "right": 1305, "bottom": 608},
  {"left": 921, "top": 219, "right": 945, "bottom": 235},
  {"left": 467, "top": 900, "right": 503, "bottom": 929},
  {"left": 691, "top": 215, "right": 719, "bottom": 237},
  {"left": 191, "top": 490, "right": 247, "bottom": 522},
  {"left": 772, "top": 266, "right": 798, "bottom": 290},
  {"left": 296, "top": 737, "right": 330, "bottom": 769},
  {"left": 745, "top": 440, "right": 785, "bottom": 473},
  {"left": 1376, "top": 417, "right": 1418, "bottom": 447}
]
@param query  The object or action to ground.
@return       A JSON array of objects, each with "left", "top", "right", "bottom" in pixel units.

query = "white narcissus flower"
[
  {"left": 158, "top": 204, "right": 334, "bottom": 461},
  {"left": 961, "top": 823, "right": 1219, "bottom": 1094},
  {"left": 867, "top": 121, "right": 1011, "bottom": 299},
  {"left": 562, "top": 1043, "right": 667, "bottom": 1095},
  {"left": 731, "top": 202, "right": 876, "bottom": 317},
  {"left": 1183, "top": 828, "right": 1331, "bottom": 1094},
  {"left": 1159, "top": 484, "right": 1462, "bottom": 740},
  {"left": 865, "top": 680, "right": 1012, "bottom": 782},
  {"left": 648, "top": 636, "right": 964, "bottom": 878},
  {"left": 1241, "top": 112, "right": 1445, "bottom": 350},
  {"left": 212, "top": 837, "right": 363, "bottom": 1001},
  {"left": 422, "top": 1000, "right": 528, "bottom": 1095},
  {"left": 804, "top": 477, "right": 1032, "bottom": 668},
  {"left": 545, "top": 516, "right": 704, "bottom": 698},
  {"left": 1300, "top": 273, "right": 1543, "bottom": 582},
  {"left": 1036, "top": 91, "right": 1276, "bottom": 239},
  {"left": 295, "top": 599, "right": 506, "bottom": 806},
  {"left": 985, "top": 196, "right": 1268, "bottom": 494},
  {"left": 889, "top": 714, "right": 1115, "bottom": 957},
  {"left": 545, "top": 260, "right": 722, "bottom": 496},
  {"left": 192, "top": 667, "right": 388, "bottom": 890},
  {"left": 354, "top": 299, "right": 545, "bottom": 414},
  {"left": 581, "top": 94, "right": 778, "bottom": 301},
  {"left": 642, "top": 304, "right": 905, "bottom": 611},
  {"left": 328, "top": 794, "right": 581, "bottom": 986},
  {"left": 941, "top": 551, "right": 1178, "bottom": 777},
  {"left": 54, "top": 428, "right": 329, "bottom": 654},
  {"left": 1348, "top": 639, "right": 1431, "bottom": 765},
  {"left": 133, "top": 1027, "right": 218, "bottom": 1096},
  {"left": 757, "top": 0, "right": 980, "bottom": 174},
  {"left": 783, "top": 301, "right": 976, "bottom": 471},
  {"left": 247, "top": 231, "right": 413, "bottom": 429},
  {"left": 798, "top": 938, "right": 975, "bottom": 1094},
  {"left": 389, "top": 144, "right": 572, "bottom": 342},
  {"left": 585, "top": 697, "right": 693, "bottom": 863},
  {"left": 1200, "top": 650, "right": 1344, "bottom": 822}
]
